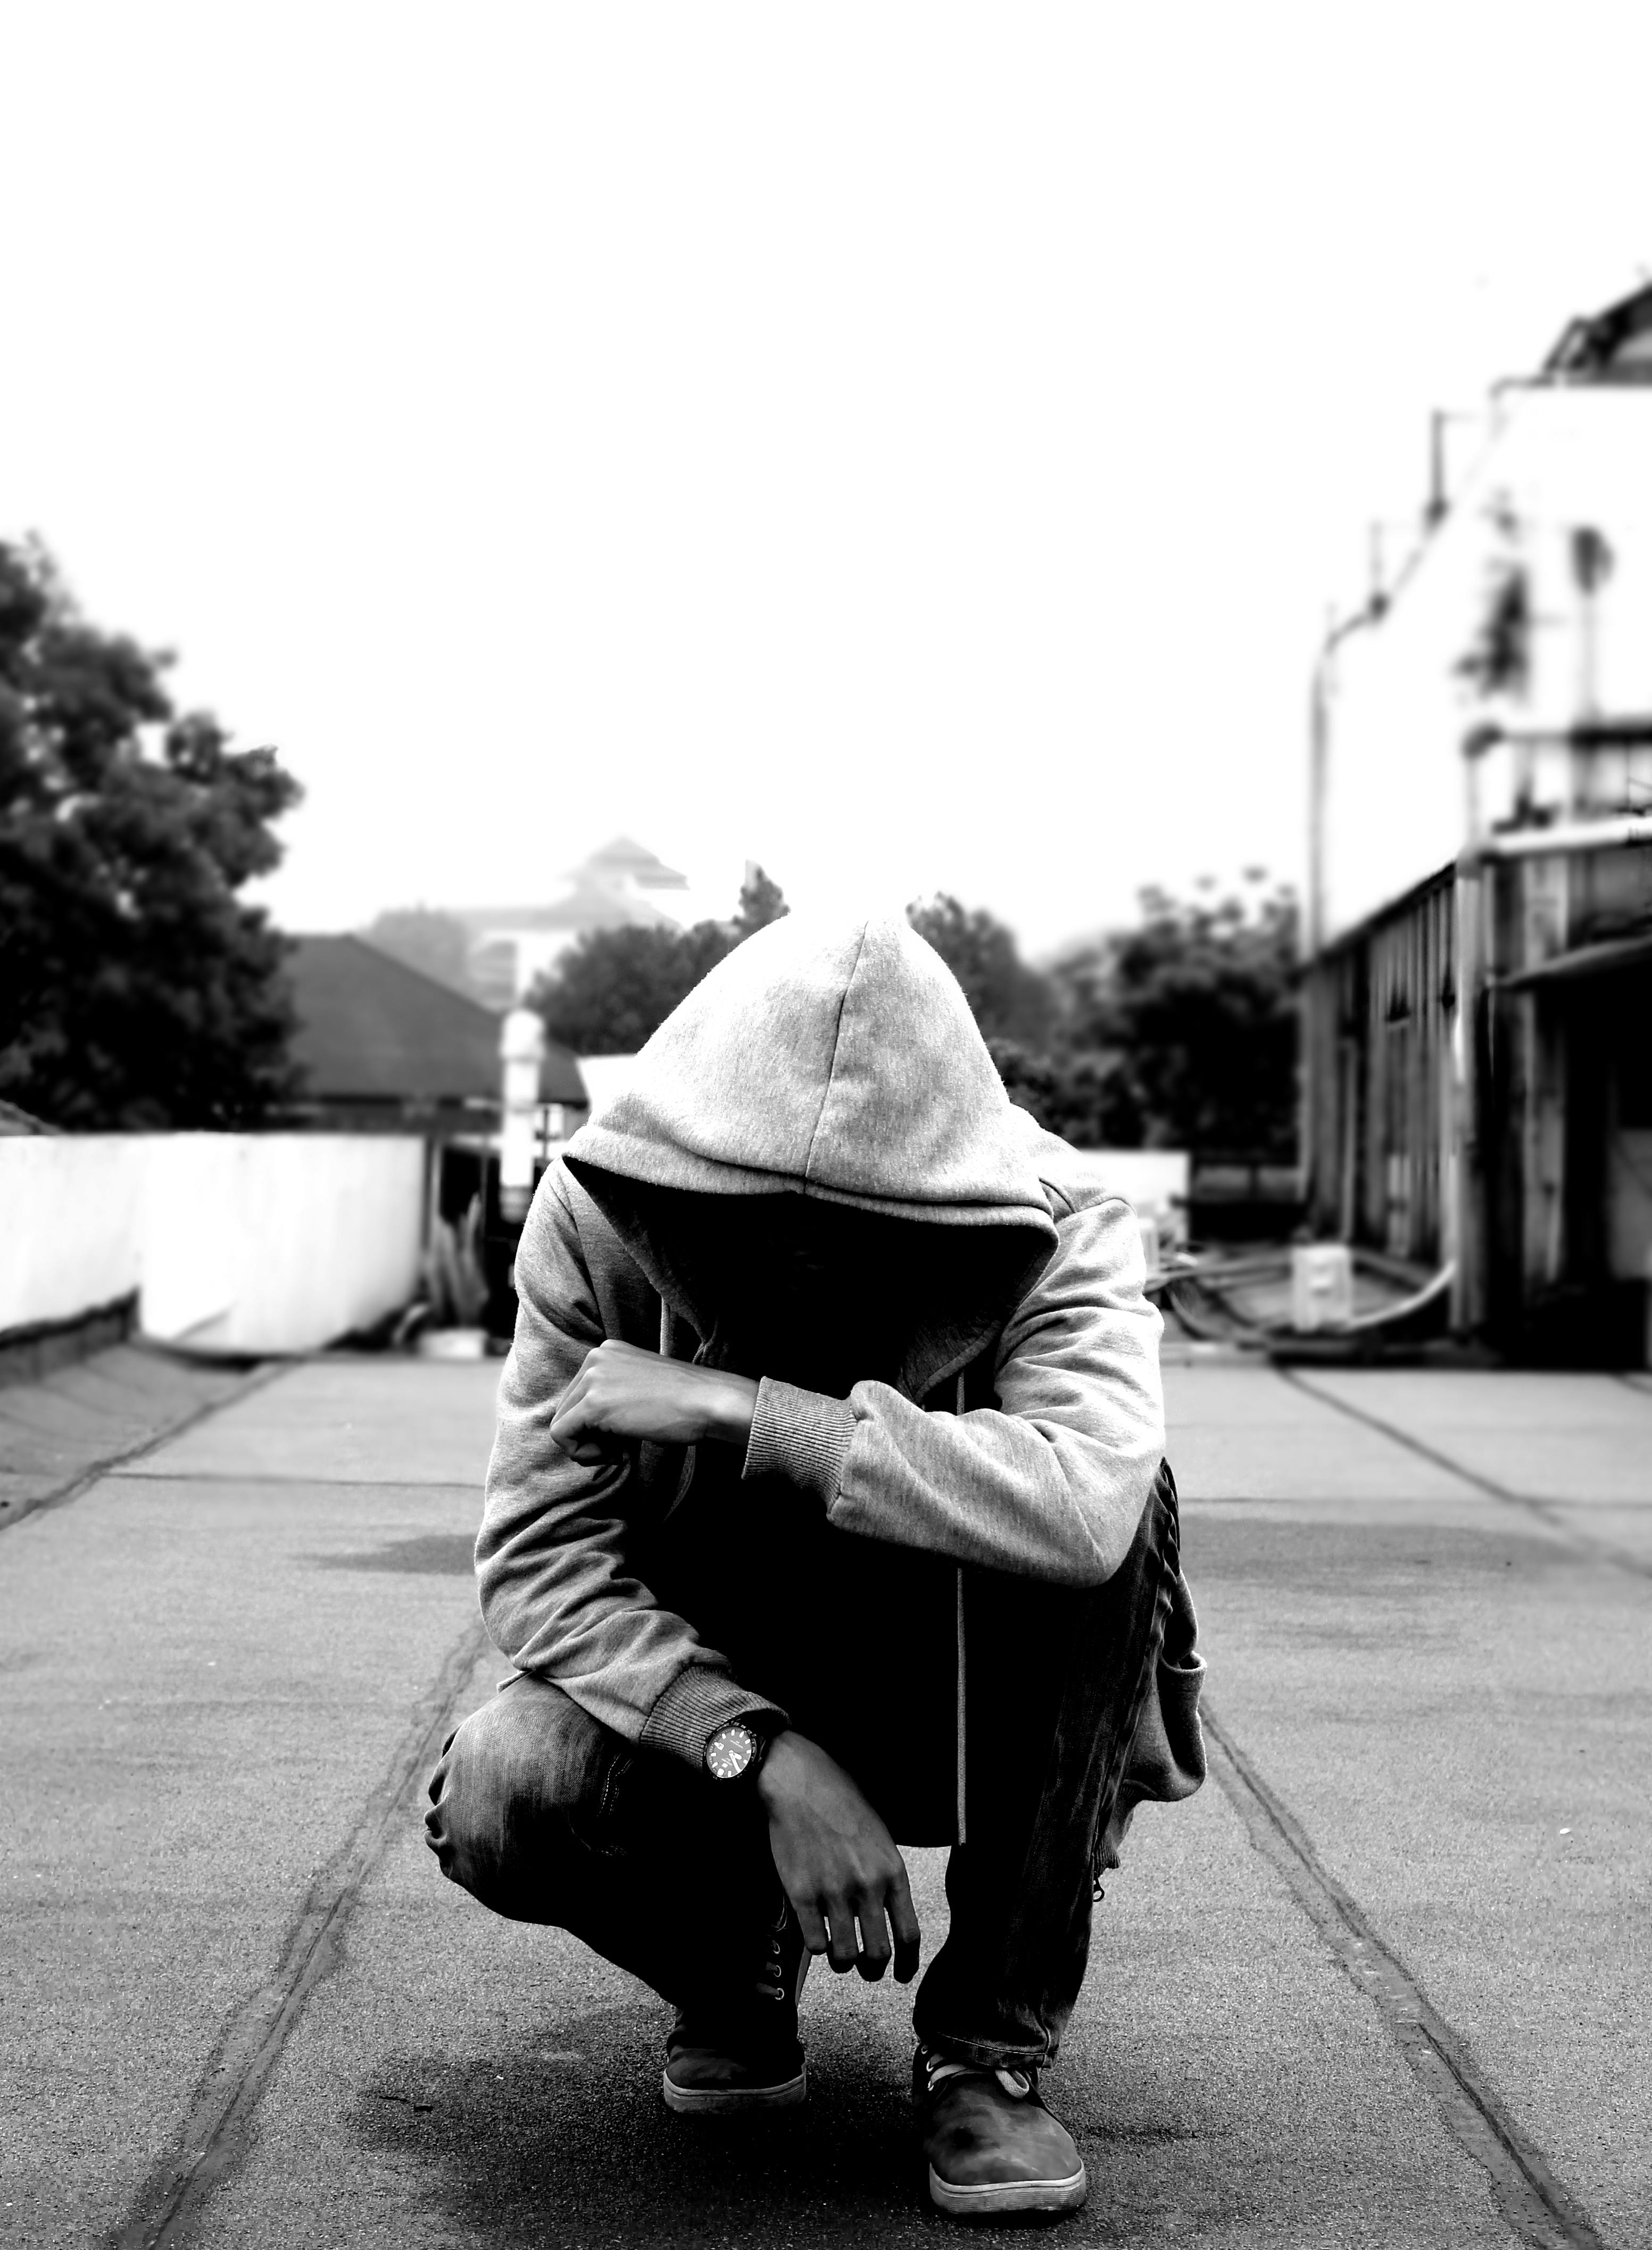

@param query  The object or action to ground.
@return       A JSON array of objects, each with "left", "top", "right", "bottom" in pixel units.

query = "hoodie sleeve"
[
  {"left": 741, "top": 1196, "right": 1165, "bottom": 1587},
  {"left": 477, "top": 1173, "right": 788, "bottom": 1768}
]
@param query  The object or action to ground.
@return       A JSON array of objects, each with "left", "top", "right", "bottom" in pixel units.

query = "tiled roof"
[{"left": 287, "top": 937, "right": 586, "bottom": 1105}]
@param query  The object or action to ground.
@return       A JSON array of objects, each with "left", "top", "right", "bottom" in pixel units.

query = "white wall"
[
  {"left": 0, "top": 1136, "right": 150, "bottom": 1334},
  {"left": 1057, "top": 1149, "right": 1190, "bottom": 1247},
  {"left": 1, "top": 1134, "right": 426, "bottom": 1354},
  {"left": 1326, "top": 387, "right": 1652, "bottom": 940}
]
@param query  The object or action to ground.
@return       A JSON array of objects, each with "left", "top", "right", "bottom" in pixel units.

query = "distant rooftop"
[
  {"left": 287, "top": 937, "right": 586, "bottom": 1107},
  {"left": 451, "top": 835, "right": 691, "bottom": 937},
  {"left": 1545, "top": 281, "right": 1652, "bottom": 384},
  {"left": 582, "top": 834, "right": 691, "bottom": 891}
]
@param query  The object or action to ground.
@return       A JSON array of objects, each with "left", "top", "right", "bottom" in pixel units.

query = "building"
[
  {"left": 285, "top": 934, "right": 590, "bottom": 1305},
  {"left": 285, "top": 936, "right": 587, "bottom": 1139},
  {"left": 1304, "top": 284, "right": 1652, "bottom": 1360},
  {"left": 451, "top": 837, "right": 697, "bottom": 1008}
]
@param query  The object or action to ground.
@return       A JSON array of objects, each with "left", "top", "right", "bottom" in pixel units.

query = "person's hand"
[
  {"left": 756, "top": 1729, "right": 921, "bottom": 1983},
  {"left": 549, "top": 1339, "right": 759, "bottom": 1464}
]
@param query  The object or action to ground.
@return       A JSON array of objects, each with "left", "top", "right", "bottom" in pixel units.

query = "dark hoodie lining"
[{"left": 564, "top": 1165, "right": 1052, "bottom": 1402}]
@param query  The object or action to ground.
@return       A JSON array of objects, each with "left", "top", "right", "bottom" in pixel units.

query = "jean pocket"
[{"left": 566, "top": 1747, "right": 637, "bottom": 1861}]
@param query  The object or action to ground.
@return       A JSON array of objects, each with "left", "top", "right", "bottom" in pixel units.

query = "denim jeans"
[{"left": 426, "top": 1464, "right": 1188, "bottom": 2071}]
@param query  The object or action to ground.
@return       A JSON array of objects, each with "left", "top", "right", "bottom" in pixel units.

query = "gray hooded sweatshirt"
[{"left": 479, "top": 912, "right": 1190, "bottom": 1835}]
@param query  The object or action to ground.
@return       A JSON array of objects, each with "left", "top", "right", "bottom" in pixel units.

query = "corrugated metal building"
[{"left": 1304, "top": 286, "right": 1652, "bottom": 1359}]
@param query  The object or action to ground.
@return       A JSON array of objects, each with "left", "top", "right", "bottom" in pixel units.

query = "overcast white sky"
[{"left": 4, "top": 3, "right": 1650, "bottom": 954}]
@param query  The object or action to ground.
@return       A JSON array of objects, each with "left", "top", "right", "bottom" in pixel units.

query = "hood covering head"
[{"left": 563, "top": 912, "right": 1058, "bottom": 1242}]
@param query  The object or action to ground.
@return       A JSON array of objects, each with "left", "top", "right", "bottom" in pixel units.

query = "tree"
[
  {"left": 361, "top": 905, "right": 480, "bottom": 1000},
  {"left": 1055, "top": 875, "right": 1298, "bottom": 1153},
  {"left": 530, "top": 866, "right": 791, "bottom": 1053},
  {"left": 532, "top": 922, "right": 733, "bottom": 1053},
  {"left": 986, "top": 1037, "right": 1139, "bottom": 1150},
  {"left": 733, "top": 861, "right": 789, "bottom": 939},
  {"left": 905, "top": 894, "right": 1056, "bottom": 1049},
  {"left": 0, "top": 539, "right": 302, "bottom": 1129}
]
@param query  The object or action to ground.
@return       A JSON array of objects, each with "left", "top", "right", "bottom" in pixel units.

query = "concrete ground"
[
  {"left": 4, "top": 1342, "right": 1649, "bottom": 2248},
  {"left": 0, "top": 1342, "right": 257, "bottom": 1530}
]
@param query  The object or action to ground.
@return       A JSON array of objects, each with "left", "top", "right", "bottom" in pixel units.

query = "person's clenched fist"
[{"left": 549, "top": 1339, "right": 760, "bottom": 1463}]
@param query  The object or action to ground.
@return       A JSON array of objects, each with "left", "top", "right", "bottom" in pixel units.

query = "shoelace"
[{"left": 922, "top": 2050, "right": 1033, "bottom": 2102}]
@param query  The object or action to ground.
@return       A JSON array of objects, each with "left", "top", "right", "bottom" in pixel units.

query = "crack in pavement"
[
  {"left": 83, "top": 1353, "right": 1638, "bottom": 2243},
  {"left": 0, "top": 1361, "right": 288, "bottom": 1536},
  {"left": 1204, "top": 1702, "right": 1608, "bottom": 2250},
  {"left": 1278, "top": 1368, "right": 1652, "bottom": 1582},
  {"left": 105, "top": 1613, "right": 490, "bottom": 2250}
]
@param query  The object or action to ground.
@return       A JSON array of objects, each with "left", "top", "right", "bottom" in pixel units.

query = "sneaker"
[
  {"left": 661, "top": 1897, "right": 809, "bottom": 2114},
  {"left": 914, "top": 2045, "right": 1088, "bottom": 2218}
]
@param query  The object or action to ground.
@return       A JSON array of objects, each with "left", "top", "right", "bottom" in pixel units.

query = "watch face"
[{"left": 706, "top": 1724, "right": 758, "bottom": 1780}]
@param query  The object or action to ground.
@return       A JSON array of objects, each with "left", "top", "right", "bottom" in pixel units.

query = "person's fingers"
[
  {"left": 547, "top": 1408, "right": 593, "bottom": 1457},
  {"left": 794, "top": 1900, "right": 830, "bottom": 1959},
  {"left": 823, "top": 1896, "right": 860, "bottom": 1974},
  {"left": 853, "top": 1891, "right": 892, "bottom": 1981},
  {"left": 550, "top": 1347, "right": 653, "bottom": 1447},
  {"left": 548, "top": 1375, "right": 621, "bottom": 1461},
  {"left": 560, "top": 1435, "right": 612, "bottom": 1465},
  {"left": 550, "top": 1361, "right": 611, "bottom": 1449},
  {"left": 889, "top": 1861, "right": 922, "bottom": 1984},
  {"left": 549, "top": 1367, "right": 591, "bottom": 1430},
  {"left": 559, "top": 1352, "right": 599, "bottom": 1402}
]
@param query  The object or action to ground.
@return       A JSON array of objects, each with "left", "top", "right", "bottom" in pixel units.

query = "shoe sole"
[
  {"left": 662, "top": 2066, "right": 808, "bottom": 2115},
  {"left": 927, "top": 2162, "right": 1088, "bottom": 2217}
]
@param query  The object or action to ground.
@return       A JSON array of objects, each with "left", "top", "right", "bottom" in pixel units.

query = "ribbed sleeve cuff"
[
  {"left": 742, "top": 1377, "right": 856, "bottom": 1503},
  {"left": 639, "top": 1665, "right": 790, "bottom": 1771}
]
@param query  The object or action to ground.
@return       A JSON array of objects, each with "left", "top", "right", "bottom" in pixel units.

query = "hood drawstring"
[{"left": 954, "top": 1370, "right": 968, "bottom": 1847}]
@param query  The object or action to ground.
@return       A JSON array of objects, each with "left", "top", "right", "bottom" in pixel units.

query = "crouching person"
[{"left": 426, "top": 913, "right": 1206, "bottom": 2221}]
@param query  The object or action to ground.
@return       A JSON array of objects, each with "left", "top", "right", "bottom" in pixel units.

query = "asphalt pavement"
[{"left": 4, "top": 1342, "right": 1649, "bottom": 2248}]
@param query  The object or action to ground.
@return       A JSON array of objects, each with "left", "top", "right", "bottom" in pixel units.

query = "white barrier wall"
[
  {"left": 1, "top": 1134, "right": 426, "bottom": 1354},
  {"left": 0, "top": 1136, "right": 150, "bottom": 1334},
  {"left": 1058, "top": 1149, "right": 1190, "bottom": 1248}
]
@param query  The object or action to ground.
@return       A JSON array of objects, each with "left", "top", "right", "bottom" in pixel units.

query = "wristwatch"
[{"left": 704, "top": 1720, "right": 768, "bottom": 1781}]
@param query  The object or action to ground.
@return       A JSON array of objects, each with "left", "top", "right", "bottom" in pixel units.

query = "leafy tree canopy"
[
  {"left": 1051, "top": 874, "right": 1299, "bottom": 1154},
  {"left": 532, "top": 863, "right": 788, "bottom": 1053},
  {"left": 905, "top": 893, "right": 1055, "bottom": 1050},
  {"left": 0, "top": 539, "right": 302, "bottom": 1128},
  {"left": 986, "top": 1038, "right": 1133, "bottom": 1151},
  {"left": 533, "top": 858, "right": 1297, "bottom": 1157},
  {"left": 734, "top": 861, "right": 789, "bottom": 939}
]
